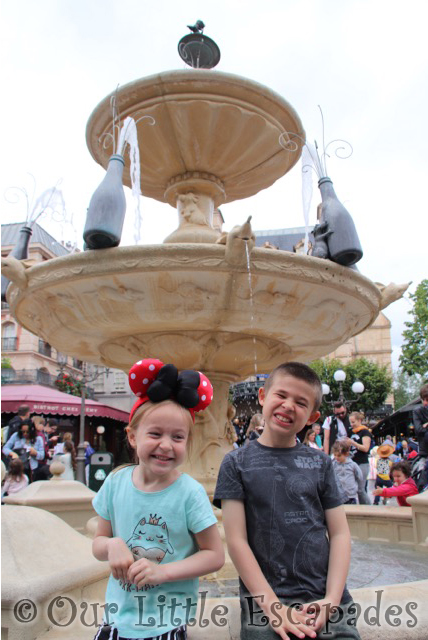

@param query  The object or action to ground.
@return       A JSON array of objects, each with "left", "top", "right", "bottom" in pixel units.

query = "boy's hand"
[
  {"left": 372, "top": 488, "right": 383, "bottom": 496},
  {"left": 127, "top": 558, "right": 167, "bottom": 587},
  {"left": 106, "top": 538, "right": 134, "bottom": 583},
  {"left": 266, "top": 602, "right": 317, "bottom": 639},
  {"left": 300, "top": 598, "right": 339, "bottom": 632}
]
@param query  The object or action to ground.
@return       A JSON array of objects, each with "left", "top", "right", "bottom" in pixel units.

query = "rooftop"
[{"left": 1, "top": 222, "right": 72, "bottom": 258}]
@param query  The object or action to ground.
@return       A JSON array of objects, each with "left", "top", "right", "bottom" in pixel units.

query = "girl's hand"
[
  {"left": 265, "top": 602, "right": 317, "bottom": 640},
  {"left": 127, "top": 558, "right": 167, "bottom": 587},
  {"left": 106, "top": 538, "right": 134, "bottom": 583},
  {"left": 9, "top": 452, "right": 19, "bottom": 459},
  {"left": 372, "top": 488, "right": 383, "bottom": 496},
  {"left": 29, "top": 447, "right": 37, "bottom": 456}
]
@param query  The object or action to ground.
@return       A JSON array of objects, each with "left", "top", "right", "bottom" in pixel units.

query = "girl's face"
[
  {"left": 392, "top": 470, "right": 407, "bottom": 485},
  {"left": 21, "top": 425, "right": 30, "bottom": 439},
  {"left": 350, "top": 416, "right": 360, "bottom": 429},
  {"left": 128, "top": 404, "right": 190, "bottom": 481},
  {"left": 308, "top": 431, "right": 315, "bottom": 441}
]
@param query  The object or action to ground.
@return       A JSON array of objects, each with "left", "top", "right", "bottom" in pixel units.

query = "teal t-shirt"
[{"left": 93, "top": 466, "right": 217, "bottom": 638}]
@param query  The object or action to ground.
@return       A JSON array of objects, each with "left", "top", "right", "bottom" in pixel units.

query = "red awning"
[{"left": 1, "top": 385, "right": 129, "bottom": 422}]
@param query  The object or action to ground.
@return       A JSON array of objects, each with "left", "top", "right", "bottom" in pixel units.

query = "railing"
[
  {"left": 1, "top": 337, "right": 17, "bottom": 351},
  {"left": 38, "top": 339, "right": 52, "bottom": 358},
  {"left": 0, "top": 368, "right": 96, "bottom": 398},
  {"left": 232, "top": 380, "right": 265, "bottom": 402}
]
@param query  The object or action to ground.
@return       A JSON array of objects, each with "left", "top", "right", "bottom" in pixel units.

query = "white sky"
[{"left": 1, "top": 0, "right": 427, "bottom": 370}]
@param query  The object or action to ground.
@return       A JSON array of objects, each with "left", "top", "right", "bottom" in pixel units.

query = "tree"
[
  {"left": 399, "top": 279, "right": 428, "bottom": 378},
  {"left": 393, "top": 369, "right": 422, "bottom": 410},
  {"left": 310, "top": 357, "right": 392, "bottom": 417}
]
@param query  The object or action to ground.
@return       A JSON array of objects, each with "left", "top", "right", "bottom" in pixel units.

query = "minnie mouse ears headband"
[{"left": 129, "top": 358, "right": 213, "bottom": 422}]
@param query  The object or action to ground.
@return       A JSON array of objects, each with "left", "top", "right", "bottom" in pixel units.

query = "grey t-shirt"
[{"left": 213, "top": 440, "right": 350, "bottom": 605}]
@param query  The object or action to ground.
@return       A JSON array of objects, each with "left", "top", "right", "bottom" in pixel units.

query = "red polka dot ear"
[
  {"left": 193, "top": 372, "right": 214, "bottom": 413},
  {"left": 129, "top": 358, "right": 164, "bottom": 399}
]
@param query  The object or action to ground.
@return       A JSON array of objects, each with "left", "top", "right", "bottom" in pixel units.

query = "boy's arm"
[
  {"left": 301, "top": 505, "right": 351, "bottom": 630},
  {"left": 223, "top": 499, "right": 316, "bottom": 640},
  {"left": 354, "top": 463, "right": 365, "bottom": 494}
]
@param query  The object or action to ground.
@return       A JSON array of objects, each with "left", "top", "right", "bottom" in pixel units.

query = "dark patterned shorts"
[{"left": 93, "top": 623, "right": 187, "bottom": 640}]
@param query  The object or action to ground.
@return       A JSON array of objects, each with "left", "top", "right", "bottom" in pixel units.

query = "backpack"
[{"left": 410, "top": 455, "right": 428, "bottom": 493}]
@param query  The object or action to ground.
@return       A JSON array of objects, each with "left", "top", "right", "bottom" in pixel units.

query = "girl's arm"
[
  {"left": 127, "top": 522, "right": 224, "bottom": 586},
  {"left": 379, "top": 480, "right": 417, "bottom": 499},
  {"left": 31, "top": 436, "right": 45, "bottom": 460},
  {"left": 92, "top": 516, "right": 134, "bottom": 583}
]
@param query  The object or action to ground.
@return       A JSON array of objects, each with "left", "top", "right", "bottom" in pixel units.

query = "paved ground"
[{"left": 200, "top": 539, "right": 428, "bottom": 597}]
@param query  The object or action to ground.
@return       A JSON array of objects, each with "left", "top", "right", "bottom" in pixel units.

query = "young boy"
[
  {"left": 332, "top": 441, "right": 365, "bottom": 504},
  {"left": 373, "top": 460, "right": 419, "bottom": 506},
  {"left": 214, "top": 362, "right": 360, "bottom": 640}
]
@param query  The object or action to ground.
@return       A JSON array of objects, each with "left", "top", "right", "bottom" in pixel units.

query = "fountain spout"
[{"left": 223, "top": 216, "right": 256, "bottom": 267}]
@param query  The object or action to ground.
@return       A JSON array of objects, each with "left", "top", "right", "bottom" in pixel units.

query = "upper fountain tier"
[{"left": 86, "top": 70, "right": 304, "bottom": 241}]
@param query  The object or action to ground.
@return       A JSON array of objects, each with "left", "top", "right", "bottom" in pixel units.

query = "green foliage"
[
  {"left": 1, "top": 357, "right": 12, "bottom": 369},
  {"left": 399, "top": 280, "right": 428, "bottom": 378},
  {"left": 310, "top": 357, "right": 392, "bottom": 417},
  {"left": 393, "top": 369, "right": 422, "bottom": 410},
  {"left": 55, "top": 372, "right": 87, "bottom": 397}
]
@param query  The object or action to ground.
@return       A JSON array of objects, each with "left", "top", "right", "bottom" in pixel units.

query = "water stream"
[{"left": 245, "top": 240, "right": 258, "bottom": 377}]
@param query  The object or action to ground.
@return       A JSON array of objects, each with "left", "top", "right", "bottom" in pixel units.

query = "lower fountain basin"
[{"left": 8, "top": 244, "right": 380, "bottom": 376}]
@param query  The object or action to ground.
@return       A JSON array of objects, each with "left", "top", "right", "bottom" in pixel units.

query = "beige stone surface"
[
  {"left": 86, "top": 70, "right": 305, "bottom": 207},
  {"left": 408, "top": 491, "right": 428, "bottom": 551},
  {"left": 3, "top": 479, "right": 97, "bottom": 533},
  {"left": 1, "top": 506, "right": 109, "bottom": 640}
]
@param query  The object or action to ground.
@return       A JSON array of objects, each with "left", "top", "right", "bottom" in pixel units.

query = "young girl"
[
  {"left": 303, "top": 428, "right": 321, "bottom": 449},
  {"left": 60, "top": 440, "right": 77, "bottom": 480},
  {"left": 245, "top": 413, "right": 264, "bottom": 445},
  {"left": 2, "top": 420, "right": 45, "bottom": 482},
  {"left": 92, "top": 358, "right": 224, "bottom": 640},
  {"left": 373, "top": 460, "right": 419, "bottom": 506},
  {"left": 2, "top": 458, "right": 29, "bottom": 497}
]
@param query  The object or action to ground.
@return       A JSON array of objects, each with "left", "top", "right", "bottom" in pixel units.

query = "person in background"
[
  {"left": 373, "top": 460, "right": 419, "bottom": 506},
  {"left": 2, "top": 458, "right": 29, "bottom": 499},
  {"left": 59, "top": 440, "right": 77, "bottom": 480},
  {"left": 412, "top": 383, "right": 428, "bottom": 491},
  {"left": 312, "top": 422, "right": 323, "bottom": 448},
  {"left": 4, "top": 405, "right": 31, "bottom": 441},
  {"left": 84, "top": 441, "right": 96, "bottom": 484},
  {"left": 373, "top": 441, "right": 395, "bottom": 505},
  {"left": 322, "top": 402, "right": 352, "bottom": 455},
  {"left": 367, "top": 446, "right": 378, "bottom": 503},
  {"left": 32, "top": 416, "right": 51, "bottom": 482},
  {"left": 303, "top": 428, "right": 321, "bottom": 449},
  {"left": 53, "top": 431, "right": 73, "bottom": 455},
  {"left": 245, "top": 413, "right": 264, "bottom": 445},
  {"left": 332, "top": 441, "right": 364, "bottom": 504},
  {"left": 345, "top": 411, "right": 371, "bottom": 504},
  {"left": 2, "top": 420, "right": 45, "bottom": 482}
]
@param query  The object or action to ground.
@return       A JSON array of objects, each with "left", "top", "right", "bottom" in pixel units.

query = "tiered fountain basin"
[{"left": 7, "top": 244, "right": 380, "bottom": 494}]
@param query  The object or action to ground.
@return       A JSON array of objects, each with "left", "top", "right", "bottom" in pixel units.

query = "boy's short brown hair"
[
  {"left": 332, "top": 440, "right": 351, "bottom": 455},
  {"left": 419, "top": 383, "right": 428, "bottom": 402},
  {"left": 263, "top": 362, "right": 323, "bottom": 410}
]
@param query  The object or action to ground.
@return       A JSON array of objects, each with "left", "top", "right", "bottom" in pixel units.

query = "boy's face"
[
  {"left": 258, "top": 373, "right": 320, "bottom": 447},
  {"left": 334, "top": 452, "right": 348, "bottom": 464}
]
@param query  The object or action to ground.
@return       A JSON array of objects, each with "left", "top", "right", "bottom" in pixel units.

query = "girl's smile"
[{"left": 127, "top": 403, "right": 191, "bottom": 488}]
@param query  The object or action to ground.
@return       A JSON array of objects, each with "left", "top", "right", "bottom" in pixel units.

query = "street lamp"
[
  {"left": 76, "top": 364, "right": 109, "bottom": 484},
  {"left": 322, "top": 368, "right": 364, "bottom": 408},
  {"left": 97, "top": 425, "right": 106, "bottom": 452}
]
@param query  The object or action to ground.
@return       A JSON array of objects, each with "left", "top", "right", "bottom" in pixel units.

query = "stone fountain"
[{"left": 3, "top": 68, "right": 401, "bottom": 495}]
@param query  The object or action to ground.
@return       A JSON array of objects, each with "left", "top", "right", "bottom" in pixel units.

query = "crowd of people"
[
  {"left": 1, "top": 367, "right": 427, "bottom": 640},
  {"left": 1, "top": 407, "right": 80, "bottom": 495},
  {"left": 230, "top": 383, "right": 428, "bottom": 506}
]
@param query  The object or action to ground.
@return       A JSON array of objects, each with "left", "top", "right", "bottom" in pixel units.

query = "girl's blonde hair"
[
  {"left": 303, "top": 429, "right": 316, "bottom": 445},
  {"left": 246, "top": 413, "right": 264, "bottom": 437},
  {"left": 63, "top": 440, "right": 77, "bottom": 471},
  {"left": 350, "top": 411, "right": 365, "bottom": 423},
  {"left": 115, "top": 400, "right": 194, "bottom": 472}
]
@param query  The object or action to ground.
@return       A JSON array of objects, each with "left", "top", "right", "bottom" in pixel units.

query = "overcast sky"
[{"left": 1, "top": 0, "right": 427, "bottom": 371}]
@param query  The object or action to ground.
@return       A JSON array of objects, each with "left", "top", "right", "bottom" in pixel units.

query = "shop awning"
[{"left": 1, "top": 385, "right": 129, "bottom": 422}]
